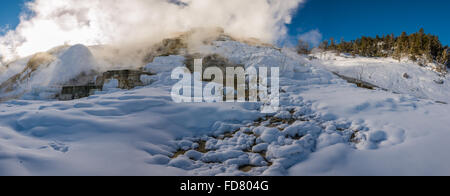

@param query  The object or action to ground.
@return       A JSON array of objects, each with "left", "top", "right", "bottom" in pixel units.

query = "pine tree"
[
  {"left": 351, "top": 43, "right": 357, "bottom": 57},
  {"left": 297, "top": 40, "right": 310, "bottom": 55},
  {"left": 330, "top": 37, "right": 336, "bottom": 51},
  {"left": 393, "top": 32, "right": 408, "bottom": 61},
  {"left": 337, "top": 38, "right": 345, "bottom": 55},
  {"left": 318, "top": 28, "right": 448, "bottom": 72},
  {"left": 446, "top": 49, "right": 450, "bottom": 69},
  {"left": 441, "top": 49, "right": 449, "bottom": 65},
  {"left": 319, "top": 40, "right": 329, "bottom": 51}
]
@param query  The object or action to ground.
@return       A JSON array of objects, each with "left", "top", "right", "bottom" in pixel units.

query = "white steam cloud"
[
  {"left": 0, "top": 0, "right": 304, "bottom": 64},
  {"left": 298, "top": 29, "right": 323, "bottom": 47}
]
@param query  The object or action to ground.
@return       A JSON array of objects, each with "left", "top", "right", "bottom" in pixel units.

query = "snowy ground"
[
  {"left": 1, "top": 41, "right": 450, "bottom": 176},
  {"left": 313, "top": 52, "right": 450, "bottom": 103}
]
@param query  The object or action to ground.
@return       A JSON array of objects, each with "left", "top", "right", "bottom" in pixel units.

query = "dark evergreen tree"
[
  {"left": 319, "top": 40, "right": 329, "bottom": 51},
  {"left": 297, "top": 40, "right": 310, "bottom": 55},
  {"left": 330, "top": 37, "right": 336, "bottom": 51}
]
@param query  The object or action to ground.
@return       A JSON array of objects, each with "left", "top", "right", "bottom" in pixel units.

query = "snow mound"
[
  {"left": 0, "top": 44, "right": 98, "bottom": 101},
  {"left": 47, "top": 44, "right": 97, "bottom": 85}
]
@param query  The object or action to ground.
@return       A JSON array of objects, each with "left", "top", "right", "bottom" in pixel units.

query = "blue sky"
[
  {"left": 0, "top": 0, "right": 28, "bottom": 32},
  {"left": 0, "top": 0, "right": 449, "bottom": 46},
  {"left": 288, "top": 0, "right": 450, "bottom": 46}
]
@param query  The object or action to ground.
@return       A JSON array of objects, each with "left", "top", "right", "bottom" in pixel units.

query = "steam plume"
[{"left": 0, "top": 0, "right": 304, "bottom": 64}]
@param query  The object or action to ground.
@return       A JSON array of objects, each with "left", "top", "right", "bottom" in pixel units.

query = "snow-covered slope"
[
  {"left": 0, "top": 44, "right": 98, "bottom": 101},
  {"left": 1, "top": 40, "right": 450, "bottom": 176},
  {"left": 313, "top": 52, "right": 450, "bottom": 103}
]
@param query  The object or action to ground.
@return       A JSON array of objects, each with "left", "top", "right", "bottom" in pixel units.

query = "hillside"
[
  {"left": 0, "top": 33, "right": 450, "bottom": 175},
  {"left": 312, "top": 52, "right": 450, "bottom": 103},
  {"left": 311, "top": 29, "right": 450, "bottom": 73}
]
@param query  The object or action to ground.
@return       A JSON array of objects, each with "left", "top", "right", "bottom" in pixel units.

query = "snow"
[
  {"left": 252, "top": 143, "right": 269, "bottom": 153},
  {"left": 313, "top": 52, "right": 450, "bottom": 103},
  {"left": 47, "top": 44, "right": 97, "bottom": 85},
  {"left": 0, "top": 57, "right": 31, "bottom": 84},
  {"left": 144, "top": 55, "right": 186, "bottom": 73},
  {"left": 185, "top": 150, "right": 203, "bottom": 161},
  {"left": 0, "top": 85, "right": 261, "bottom": 175},
  {"left": 1, "top": 40, "right": 450, "bottom": 176},
  {"left": 0, "top": 44, "right": 98, "bottom": 101},
  {"left": 102, "top": 79, "right": 119, "bottom": 91},
  {"left": 259, "top": 128, "right": 282, "bottom": 143},
  {"left": 288, "top": 76, "right": 450, "bottom": 175}
]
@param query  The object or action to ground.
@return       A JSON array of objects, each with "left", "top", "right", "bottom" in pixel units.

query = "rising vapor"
[{"left": 0, "top": 0, "right": 304, "bottom": 64}]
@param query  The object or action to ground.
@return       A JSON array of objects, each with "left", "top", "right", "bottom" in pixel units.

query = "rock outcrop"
[
  {"left": 58, "top": 69, "right": 154, "bottom": 100},
  {"left": 96, "top": 70, "right": 154, "bottom": 90}
]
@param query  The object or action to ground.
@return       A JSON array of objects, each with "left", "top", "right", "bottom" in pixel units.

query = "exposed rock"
[
  {"left": 403, "top": 73, "right": 410, "bottom": 79},
  {"left": 143, "top": 37, "right": 188, "bottom": 63},
  {"left": 58, "top": 69, "right": 154, "bottom": 100},
  {"left": 434, "top": 78, "right": 445, "bottom": 85},
  {"left": 0, "top": 74, "right": 22, "bottom": 94},
  {"left": 0, "top": 52, "right": 55, "bottom": 95},
  {"left": 143, "top": 28, "right": 233, "bottom": 64},
  {"left": 332, "top": 72, "right": 379, "bottom": 90},
  {"left": 57, "top": 72, "right": 101, "bottom": 101},
  {"left": 26, "top": 52, "right": 55, "bottom": 72},
  {"left": 63, "top": 71, "right": 99, "bottom": 86},
  {"left": 0, "top": 44, "right": 99, "bottom": 101},
  {"left": 184, "top": 53, "right": 243, "bottom": 75},
  {"left": 96, "top": 70, "right": 154, "bottom": 90},
  {"left": 58, "top": 83, "right": 102, "bottom": 101}
]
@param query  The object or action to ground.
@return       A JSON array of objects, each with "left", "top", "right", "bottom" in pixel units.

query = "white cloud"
[{"left": 0, "top": 0, "right": 305, "bottom": 63}]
